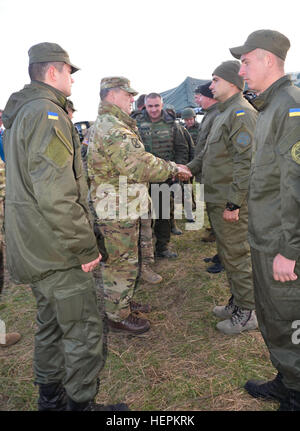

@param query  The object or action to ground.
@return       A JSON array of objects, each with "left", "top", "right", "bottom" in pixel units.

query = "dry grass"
[{"left": 0, "top": 217, "right": 278, "bottom": 411}]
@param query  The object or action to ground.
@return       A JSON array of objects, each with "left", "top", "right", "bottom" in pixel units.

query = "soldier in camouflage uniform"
[
  {"left": 2, "top": 43, "right": 128, "bottom": 411},
  {"left": 136, "top": 93, "right": 189, "bottom": 258},
  {"left": 231, "top": 29, "right": 300, "bottom": 410},
  {"left": 0, "top": 113, "right": 22, "bottom": 348},
  {"left": 87, "top": 77, "right": 190, "bottom": 335}
]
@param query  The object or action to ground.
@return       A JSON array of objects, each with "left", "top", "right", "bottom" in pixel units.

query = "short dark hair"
[
  {"left": 145, "top": 93, "right": 162, "bottom": 103},
  {"left": 28, "top": 61, "right": 65, "bottom": 81},
  {"left": 136, "top": 94, "right": 146, "bottom": 109}
]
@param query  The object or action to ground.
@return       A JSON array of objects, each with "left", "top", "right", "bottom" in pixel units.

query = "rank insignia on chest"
[
  {"left": 289, "top": 108, "right": 300, "bottom": 117},
  {"left": 291, "top": 141, "right": 300, "bottom": 165},
  {"left": 47, "top": 112, "right": 59, "bottom": 120},
  {"left": 236, "top": 110, "right": 245, "bottom": 117}
]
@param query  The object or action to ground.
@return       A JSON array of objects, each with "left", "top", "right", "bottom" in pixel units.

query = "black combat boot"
[
  {"left": 37, "top": 382, "right": 67, "bottom": 411},
  {"left": 278, "top": 388, "right": 300, "bottom": 411},
  {"left": 244, "top": 372, "right": 289, "bottom": 402},
  {"left": 67, "top": 397, "right": 130, "bottom": 411}
]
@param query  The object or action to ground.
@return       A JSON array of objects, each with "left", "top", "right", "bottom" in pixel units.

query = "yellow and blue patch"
[
  {"left": 47, "top": 111, "right": 59, "bottom": 120},
  {"left": 289, "top": 108, "right": 300, "bottom": 117},
  {"left": 236, "top": 110, "right": 245, "bottom": 117}
]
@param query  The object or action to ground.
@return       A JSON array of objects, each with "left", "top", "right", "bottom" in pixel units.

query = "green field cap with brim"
[
  {"left": 230, "top": 29, "right": 290, "bottom": 61},
  {"left": 101, "top": 77, "right": 138, "bottom": 96},
  {"left": 28, "top": 42, "right": 80, "bottom": 74}
]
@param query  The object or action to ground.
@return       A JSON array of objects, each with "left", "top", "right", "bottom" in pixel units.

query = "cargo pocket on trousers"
[{"left": 56, "top": 292, "right": 85, "bottom": 325}]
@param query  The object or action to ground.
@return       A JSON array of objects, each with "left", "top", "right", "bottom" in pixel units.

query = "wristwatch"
[{"left": 225, "top": 202, "right": 241, "bottom": 211}]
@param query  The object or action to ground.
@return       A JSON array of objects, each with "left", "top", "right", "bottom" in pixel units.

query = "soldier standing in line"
[
  {"left": 185, "top": 61, "right": 258, "bottom": 335},
  {"left": 2, "top": 43, "right": 128, "bottom": 411},
  {"left": 230, "top": 29, "right": 300, "bottom": 410},
  {"left": 136, "top": 93, "right": 189, "bottom": 257},
  {"left": 0, "top": 110, "right": 21, "bottom": 348},
  {"left": 188, "top": 82, "right": 224, "bottom": 273},
  {"left": 87, "top": 77, "right": 191, "bottom": 335}
]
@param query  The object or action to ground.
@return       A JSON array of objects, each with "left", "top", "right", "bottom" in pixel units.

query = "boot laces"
[{"left": 231, "top": 306, "right": 251, "bottom": 326}]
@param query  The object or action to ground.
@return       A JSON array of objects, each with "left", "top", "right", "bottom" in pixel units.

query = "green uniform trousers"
[
  {"left": 100, "top": 218, "right": 139, "bottom": 322},
  {"left": 31, "top": 267, "right": 105, "bottom": 403},
  {"left": 206, "top": 203, "right": 255, "bottom": 310},
  {"left": 251, "top": 248, "right": 300, "bottom": 391}
]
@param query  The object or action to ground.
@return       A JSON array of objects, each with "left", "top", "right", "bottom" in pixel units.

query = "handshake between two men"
[{"left": 175, "top": 164, "right": 192, "bottom": 182}]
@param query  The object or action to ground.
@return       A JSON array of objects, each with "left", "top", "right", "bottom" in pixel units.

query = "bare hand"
[
  {"left": 176, "top": 164, "right": 192, "bottom": 181},
  {"left": 223, "top": 208, "right": 239, "bottom": 223},
  {"left": 273, "top": 253, "right": 297, "bottom": 282},
  {"left": 81, "top": 253, "right": 102, "bottom": 272}
]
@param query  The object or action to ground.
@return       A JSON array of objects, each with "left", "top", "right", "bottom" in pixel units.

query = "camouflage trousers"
[
  {"left": 139, "top": 216, "right": 154, "bottom": 266},
  {"left": 206, "top": 202, "right": 255, "bottom": 310},
  {"left": 0, "top": 198, "right": 4, "bottom": 295},
  {"left": 31, "top": 267, "right": 106, "bottom": 403},
  {"left": 99, "top": 218, "right": 140, "bottom": 322}
]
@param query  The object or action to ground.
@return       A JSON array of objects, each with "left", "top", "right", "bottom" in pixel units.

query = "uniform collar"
[
  {"left": 251, "top": 75, "right": 292, "bottom": 111},
  {"left": 217, "top": 92, "right": 243, "bottom": 113},
  {"left": 99, "top": 102, "right": 137, "bottom": 130}
]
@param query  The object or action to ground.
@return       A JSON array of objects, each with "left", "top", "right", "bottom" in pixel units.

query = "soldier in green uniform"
[
  {"left": 181, "top": 107, "right": 199, "bottom": 145},
  {"left": 189, "top": 82, "right": 223, "bottom": 269},
  {"left": 230, "top": 29, "right": 300, "bottom": 410},
  {"left": 2, "top": 43, "right": 128, "bottom": 411},
  {"left": 186, "top": 61, "right": 258, "bottom": 334},
  {"left": 87, "top": 77, "right": 190, "bottom": 335},
  {"left": 136, "top": 93, "right": 189, "bottom": 257}
]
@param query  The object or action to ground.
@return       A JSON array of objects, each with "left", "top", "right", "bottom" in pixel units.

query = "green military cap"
[
  {"left": 181, "top": 107, "right": 195, "bottom": 119},
  {"left": 230, "top": 29, "right": 290, "bottom": 61},
  {"left": 212, "top": 60, "right": 244, "bottom": 91},
  {"left": 28, "top": 42, "right": 80, "bottom": 74},
  {"left": 100, "top": 76, "right": 138, "bottom": 96}
]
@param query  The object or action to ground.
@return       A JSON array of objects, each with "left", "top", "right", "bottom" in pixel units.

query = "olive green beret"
[
  {"left": 100, "top": 76, "right": 138, "bottom": 96},
  {"left": 230, "top": 29, "right": 290, "bottom": 61},
  {"left": 212, "top": 60, "right": 244, "bottom": 91},
  {"left": 28, "top": 42, "right": 79, "bottom": 74}
]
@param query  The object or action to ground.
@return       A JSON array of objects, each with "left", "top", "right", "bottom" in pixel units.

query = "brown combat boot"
[
  {"left": 130, "top": 300, "right": 151, "bottom": 313},
  {"left": 108, "top": 313, "right": 150, "bottom": 335},
  {"left": 140, "top": 264, "right": 163, "bottom": 284},
  {"left": 201, "top": 230, "right": 216, "bottom": 242},
  {"left": 0, "top": 332, "right": 21, "bottom": 347}
]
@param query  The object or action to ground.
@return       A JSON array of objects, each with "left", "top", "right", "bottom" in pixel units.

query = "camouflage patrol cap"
[
  {"left": 28, "top": 42, "right": 80, "bottom": 74},
  {"left": 181, "top": 108, "right": 196, "bottom": 119},
  {"left": 100, "top": 76, "right": 138, "bottom": 96},
  {"left": 212, "top": 60, "right": 244, "bottom": 91},
  {"left": 230, "top": 29, "right": 290, "bottom": 61}
]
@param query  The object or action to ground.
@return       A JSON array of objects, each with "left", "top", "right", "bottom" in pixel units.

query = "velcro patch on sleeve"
[
  {"left": 291, "top": 141, "right": 300, "bottom": 164},
  {"left": 44, "top": 127, "right": 73, "bottom": 167}
]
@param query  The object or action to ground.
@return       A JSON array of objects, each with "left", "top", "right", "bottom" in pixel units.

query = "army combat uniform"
[
  {"left": 248, "top": 75, "right": 300, "bottom": 391},
  {"left": 136, "top": 110, "right": 189, "bottom": 253},
  {"left": 200, "top": 92, "right": 257, "bottom": 311},
  {"left": 88, "top": 102, "right": 178, "bottom": 322},
  {"left": 0, "top": 134, "right": 5, "bottom": 294},
  {"left": 3, "top": 79, "right": 104, "bottom": 405}
]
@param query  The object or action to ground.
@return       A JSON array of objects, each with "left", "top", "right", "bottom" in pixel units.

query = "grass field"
[{"left": 0, "top": 217, "right": 278, "bottom": 411}]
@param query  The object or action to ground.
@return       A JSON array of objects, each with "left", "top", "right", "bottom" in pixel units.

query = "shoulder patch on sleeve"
[
  {"left": 236, "top": 131, "right": 251, "bottom": 147},
  {"left": 289, "top": 108, "right": 300, "bottom": 117},
  {"left": 291, "top": 141, "right": 300, "bottom": 164},
  {"left": 236, "top": 110, "right": 245, "bottom": 117},
  {"left": 44, "top": 127, "right": 73, "bottom": 167}
]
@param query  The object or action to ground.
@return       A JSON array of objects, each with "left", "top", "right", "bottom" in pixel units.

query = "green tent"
[{"left": 160, "top": 76, "right": 209, "bottom": 114}]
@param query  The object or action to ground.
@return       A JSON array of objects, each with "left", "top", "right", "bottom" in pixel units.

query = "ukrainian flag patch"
[
  {"left": 289, "top": 108, "right": 300, "bottom": 117},
  {"left": 236, "top": 110, "right": 245, "bottom": 117},
  {"left": 48, "top": 112, "right": 59, "bottom": 120}
]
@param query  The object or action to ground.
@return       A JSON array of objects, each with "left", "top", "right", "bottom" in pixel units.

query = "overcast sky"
[{"left": 1, "top": 0, "right": 300, "bottom": 121}]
